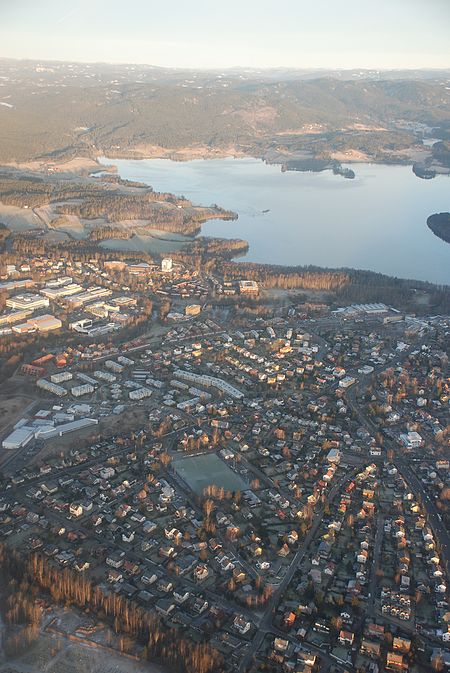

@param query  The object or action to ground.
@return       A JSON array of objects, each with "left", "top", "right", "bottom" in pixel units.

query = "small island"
[
  {"left": 427, "top": 212, "right": 450, "bottom": 244},
  {"left": 281, "top": 158, "right": 355, "bottom": 179}
]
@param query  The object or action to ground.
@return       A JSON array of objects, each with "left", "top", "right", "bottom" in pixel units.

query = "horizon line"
[{"left": 1, "top": 55, "right": 449, "bottom": 73}]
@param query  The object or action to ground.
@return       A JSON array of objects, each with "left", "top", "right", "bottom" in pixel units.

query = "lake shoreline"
[
  {"left": 98, "top": 156, "right": 450, "bottom": 286},
  {"left": 97, "top": 146, "right": 450, "bottom": 178}
]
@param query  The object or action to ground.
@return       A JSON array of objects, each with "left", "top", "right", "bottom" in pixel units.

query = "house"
[
  {"left": 173, "top": 589, "right": 190, "bottom": 604},
  {"left": 233, "top": 614, "right": 251, "bottom": 635},
  {"left": 283, "top": 611, "right": 296, "bottom": 628},
  {"left": 365, "top": 624, "right": 384, "bottom": 640},
  {"left": 357, "top": 549, "right": 369, "bottom": 564},
  {"left": 141, "top": 570, "right": 162, "bottom": 585},
  {"left": 192, "top": 597, "right": 208, "bottom": 614},
  {"left": 69, "top": 503, "right": 83, "bottom": 517},
  {"left": 393, "top": 637, "right": 411, "bottom": 653},
  {"left": 193, "top": 564, "right": 209, "bottom": 582},
  {"left": 339, "top": 630, "right": 355, "bottom": 646},
  {"left": 360, "top": 639, "right": 381, "bottom": 658},
  {"left": 386, "top": 652, "right": 406, "bottom": 671},
  {"left": 156, "top": 578, "right": 173, "bottom": 593},
  {"left": 107, "top": 569, "right": 123, "bottom": 583},
  {"left": 273, "top": 637, "right": 289, "bottom": 652},
  {"left": 106, "top": 551, "right": 124, "bottom": 568},
  {"left": 155, "top": 598, "right": 175, "bottom": 617}
]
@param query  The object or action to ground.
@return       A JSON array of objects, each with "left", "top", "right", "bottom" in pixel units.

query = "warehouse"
[
  {"left": 2, "top": 426, "right": 35, "bottom": 450},
  {"left": 12, "top": 314, "right": 62, "bottom": 333},
  {"left": 34, "top": 417, "right": 99, "bottom": 440}
]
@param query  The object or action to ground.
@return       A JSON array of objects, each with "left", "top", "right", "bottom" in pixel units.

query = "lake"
[{"left": 99, "top": 157, "right": 450, "bottom": 285}]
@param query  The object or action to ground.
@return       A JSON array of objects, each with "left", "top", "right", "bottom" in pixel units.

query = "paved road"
[
  {"left": 395, "top": 458, "right": 450, "bottom": 575},
  {"left": 367, "top": 514, "right": 383, "bottom": 614},
  {"left": 238, "top": 468, "right": 359, "bottom": 672},
  {"left": 344, "top": 343, "right": 450, "bottom": 578}
]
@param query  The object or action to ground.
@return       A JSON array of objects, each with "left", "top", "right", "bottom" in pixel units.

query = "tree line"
[{"left": 0, "top": 545, "right": 225, "bottom": 673}]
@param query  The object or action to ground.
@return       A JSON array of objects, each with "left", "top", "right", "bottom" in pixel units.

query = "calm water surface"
[{"left": 99, "top": 157, "right": 450, "bottom": 285}]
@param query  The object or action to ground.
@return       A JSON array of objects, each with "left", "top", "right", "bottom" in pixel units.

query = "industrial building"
[
  {"left": 34, "top": 417, "right": 98, "bottom": 440},
  {"left": 6, "top": 293, "right": 49, "bottom": 311},
  {"left": 0, "top": 279, "right": 35, "bottom": 293},
  {"left": 2, "top": 426, "right": 35, "bottom": 450},
  {"left": 40, "top": 282, "right": 83, "bottom": 299},
  {"left": 0, "top": 309, "right": 33, "bottom": 327},
  {"left": 12, "top": 314, "right": 62, "bottom": 334},
  {"left": 399, "top": 431, "right": 423, "bottom": 449}
]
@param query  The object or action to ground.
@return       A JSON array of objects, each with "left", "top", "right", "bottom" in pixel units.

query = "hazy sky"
[{"left": 1, "top": 0, "right": 449, "bottom": 70}]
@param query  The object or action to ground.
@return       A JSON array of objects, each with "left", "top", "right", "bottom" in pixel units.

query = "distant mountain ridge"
[{"left": 0, "top": 58, "right": 449, "bottom": 164}]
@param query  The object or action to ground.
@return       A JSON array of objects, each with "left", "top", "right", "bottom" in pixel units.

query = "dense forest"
[
  {"left": 0, "top": 172, "right": 236, "bottom": 237},
  {"left": 0, "top": 59, "right": 449, "bottom": 164},
  {"left": 0, "top": 174, "right": 105, "bottom": 208},
  {"left": 55, "top": 193, "right": 236, "bottom": 235},
  {"left": 89, "top": 225, "right": 133, "bottom": 241}
]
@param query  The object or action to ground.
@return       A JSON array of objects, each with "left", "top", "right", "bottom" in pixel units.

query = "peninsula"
[{"left": 427, "top": 211, "right": 450, "bottom": 244}]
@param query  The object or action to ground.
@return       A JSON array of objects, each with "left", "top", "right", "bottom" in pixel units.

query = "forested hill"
[
  {"left": 0, "top": 58, "right": 449, "bottom": 163},
  {"left": 427, "top": 212, "right": 450, "bottom": 244}
]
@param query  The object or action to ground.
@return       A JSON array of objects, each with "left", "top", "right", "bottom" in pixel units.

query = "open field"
[
  {"left": 173, "top": 452, "right": 248, "bottom": 495},
  {"left": 0, "top": 632, "right": 165, "bottom": 673},
  {"left": 0, "top": 204, "right": 43, "bottom": 231}
]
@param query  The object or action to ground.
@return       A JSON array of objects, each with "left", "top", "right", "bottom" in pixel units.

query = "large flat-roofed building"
[
  {"left": 128, "top": 262, "right": 152, "bottom": 275},
  {"left": 40, "top": 283, "right": 83, "bottom": 299},
  {"left": 0, "top": 279, "right": 35, "bottom": 293},
  {"left": 12, "top": 314, "right": 62, "bottom": 334},
  {"left": 0, "top": 309, "right": 33, "bottom": 327},
  {"left": 2, "top": 426, "right": 35, "bottom": 450},
  {"left": 185, "top": 304, "right": 201, "bottom": 317},
  {"left": 71, "top": 384, "right": 94, "bottom": 397},
  {"left": 161, "top": 258, "right": 173, "bottom": 273},
  {"left": 36, "top": 379, "right": 67, "bottom": 397},
  {"left": 326, "top": 448, "right": 342, "bottom": 464},
  {"left": 399, "top": 431, "right": 423, "bottom": 449},
  {"left": 174, "top": 369, "right": 244, "bottom": 400},
  {"left": 6, "top": 293, "right": 49, "bottom": 311},
  {"left": 67, "top": 287, "right": 112, "bottom": 307},
  {"left": 239, "top": 280, "right": 259, "bottom": 295}
]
